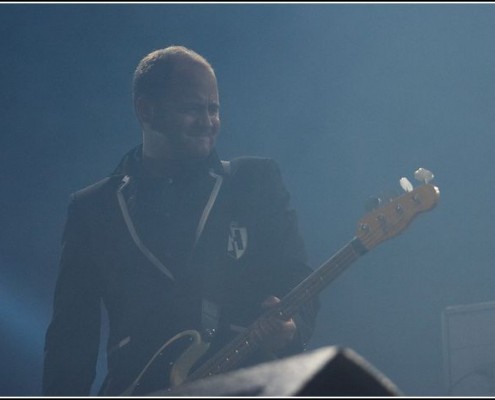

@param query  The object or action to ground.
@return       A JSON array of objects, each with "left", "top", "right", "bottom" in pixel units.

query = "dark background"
[{"left": 2, "top": 3, "right": 495, "bottom": 396}]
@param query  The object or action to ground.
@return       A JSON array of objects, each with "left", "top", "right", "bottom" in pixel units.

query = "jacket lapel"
[{"left": 114, "top": 153, "right": 229, "bottom": 284}]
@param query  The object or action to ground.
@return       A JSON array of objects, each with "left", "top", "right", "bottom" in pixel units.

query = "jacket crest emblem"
[{"left": 227, "top": 221, "right": 248, "bottom": 259}]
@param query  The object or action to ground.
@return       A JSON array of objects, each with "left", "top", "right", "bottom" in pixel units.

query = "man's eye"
[
  {"left": 177, "top": 104, "right": 219, "bottom": 115},
  {"left": 179, "top": 105, "right": 201, "bottom": 113}
]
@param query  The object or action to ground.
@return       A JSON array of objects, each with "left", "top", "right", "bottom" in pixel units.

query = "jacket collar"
[{"left": 111, "top": 144, "right": 226, "bottom": 179}]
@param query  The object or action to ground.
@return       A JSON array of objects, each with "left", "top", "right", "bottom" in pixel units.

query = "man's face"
[{"left": 148, "top": 63, "right": 221, "bottom": 160}]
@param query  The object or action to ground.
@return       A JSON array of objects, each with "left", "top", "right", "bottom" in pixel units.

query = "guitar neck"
[
  {"left": 277, "top": 237, "right": 367, "bottom": 318},
  {"left": 187, "top": 236, "right": 368, "bottom": 382}
]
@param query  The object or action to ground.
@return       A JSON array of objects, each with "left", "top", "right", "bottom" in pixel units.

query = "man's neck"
[{"left": 141, "top": 151, "right": 210, "bottom": 179}]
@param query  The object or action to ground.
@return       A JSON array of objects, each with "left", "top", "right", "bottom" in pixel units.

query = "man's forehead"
[
  {"left": 163, "top": 66, "right": 218, "bottom": 99},
  {"left": 169, "top": 61, "right": 215, "bottom": 82}
]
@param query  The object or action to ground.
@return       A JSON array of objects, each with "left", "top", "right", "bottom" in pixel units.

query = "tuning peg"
[
  {"left": 399, "top": 177, "right": 414, "bottom": 193},
  {"left": 414, "top": 168, "right": 434, "bottom": 184}
]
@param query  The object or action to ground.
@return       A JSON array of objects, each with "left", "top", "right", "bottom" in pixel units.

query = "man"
[{"left": 43, "top": 46, "right": 319, "bottom": 396}]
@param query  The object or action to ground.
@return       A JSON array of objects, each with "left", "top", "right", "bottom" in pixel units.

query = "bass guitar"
[{"left": 122, "top": 169, "right": 440, "bottom": 396}]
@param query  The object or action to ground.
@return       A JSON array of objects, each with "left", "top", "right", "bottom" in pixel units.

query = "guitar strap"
[{"left": 200, "top": 160, "right": 233, "bottom": 340}]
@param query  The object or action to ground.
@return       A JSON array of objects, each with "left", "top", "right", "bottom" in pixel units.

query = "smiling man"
[
  {"left": 42, "top": 46, "right": 319, "bottom": 396},
  {"left": 136, "top": 49, "right": 221, "bottom": 164}
]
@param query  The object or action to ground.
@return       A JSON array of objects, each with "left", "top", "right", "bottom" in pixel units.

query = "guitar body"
[
  {"left": 169, "top": 330, "right": 211, "bottom": 386},
  {"left": 122, "top": 330, "right": 210, "bottom": 396}
]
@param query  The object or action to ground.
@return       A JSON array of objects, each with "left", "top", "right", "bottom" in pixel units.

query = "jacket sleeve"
[{"left": 42, "top": 194, "right": 102, "bottom": 396}]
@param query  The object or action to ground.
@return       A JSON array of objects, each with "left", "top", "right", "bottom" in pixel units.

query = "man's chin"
[
  {"left": 184, "top": 137, "right": 215, "bottom": 159},
  {"left": 182, "top": 144, "right": 214, "bottom": 160}
]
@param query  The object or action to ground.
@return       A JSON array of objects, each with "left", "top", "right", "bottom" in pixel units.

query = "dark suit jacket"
[{"left": 43, "top": 146, "right": 319, "bottom": 396}]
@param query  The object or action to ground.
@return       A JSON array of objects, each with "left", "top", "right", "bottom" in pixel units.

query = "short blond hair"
[{"left": 132, "top": 45, "right": 215, "bottom": 103}]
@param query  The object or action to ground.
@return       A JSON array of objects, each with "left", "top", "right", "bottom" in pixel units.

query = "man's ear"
[{"left": 135, "top": 96, "right": 155, "bottom": 125}]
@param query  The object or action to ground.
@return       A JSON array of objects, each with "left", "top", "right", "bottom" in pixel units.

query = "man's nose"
[{"left": 199, "top": 109, "right": 215, "bottom": 128}]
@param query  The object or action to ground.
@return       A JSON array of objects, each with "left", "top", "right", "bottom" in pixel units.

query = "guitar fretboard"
[{"left": 187, "top": 237, "right": 367, "bottom": 381}]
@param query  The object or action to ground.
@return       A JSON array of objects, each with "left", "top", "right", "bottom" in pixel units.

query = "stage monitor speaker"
[
  {"left": 442, "top": 300, "right": 495, "bottom": 396},
  {"left": 150, "top": 345, "right": 402, "bottom": 396}
]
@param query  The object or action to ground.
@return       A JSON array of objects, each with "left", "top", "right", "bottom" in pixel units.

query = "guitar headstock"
[{"left": 356, "top": 170, "right": 440, "bottom": 251}]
